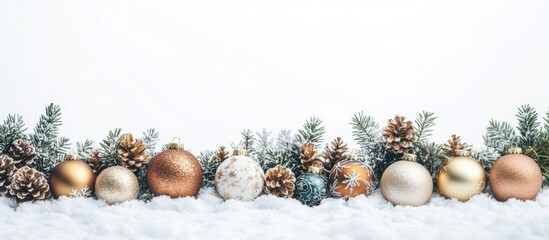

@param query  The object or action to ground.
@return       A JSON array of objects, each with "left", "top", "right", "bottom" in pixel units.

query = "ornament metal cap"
[
  {"left": 167, "top": 137, "right": 184, "bottom": 150},
  {"left": 233, "top": 149, "right": 248, "bottom": 156},
  {"left": 402, "top": 153, "right": 417, "bottom": 162},
  {"left": 307, "top": 166, "right": 323, "bottom": 175},
  {"left": 64, "top": 152, "right": 79, "bottom": 161},
  {"left": 507, "top": 147, "right": 522, "bottom": 155},
  {"left": 455, "top": 150, "right": 471, "bottom": 157}
]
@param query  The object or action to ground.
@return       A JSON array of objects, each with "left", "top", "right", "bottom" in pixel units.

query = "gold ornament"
[
  {"left": 489, "top": 147, "right": 542, "bottom": 201},
  {"left": 95, "top": 166, "right": 139, "bottom": 204},
  {"left": 147, "top": 138, "right": 203, "bottom": 198},
  {"left": 329, "top": 152, "right": 375, "bottom": 199},
  {"left": 380, "top": 153, "right": 433, "bottom": 206},
  {"left": 49, "top": 153, "right": 96, "bottom": 198},
  {"left": 436, "top": 150, "right": 486, "bottom": 202}
]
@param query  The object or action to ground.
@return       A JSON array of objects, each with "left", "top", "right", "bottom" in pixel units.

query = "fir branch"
[
  {"left": 516, "top": 104, "right": 540, "bottom": 148},
  {"left": 142, "top": 128, "right": 160, "bottom": 155},
  {"left": 76, "top": 139, "right": 94, "bottom": 159},
  {"left": 542, "top": 110, "right": 549, "bottom": 139},
  {"left": 198, "top": 150, "right": 219, "bottom": 188},
  {"left": 238, "top": 129, "right": 255, "bottom": 153},
  {"left": 0, "top": 114, "right": 27, "bottom": 154},
  {"left": 483, "top": 120, "right": 518, "bottom": 155},
  {"left": 137, "top": 168, "right": 153, "bottom": 201},
  {"left": 296, "top": 116, "right": 325, "bottom": 147},
  {"left": 473, "top": 147, "right": 500, "bottom": 174},
  {"left": 350, "top": 111, "right": 380, "bottom": 151},
  {"left": 254, "top": 128, "right": 274, "bottom": 171},
  {"left": 99, "top": 128, "right": 123, "bottom": 168},
  {"left": 525, "top": 140, "right": 549, "bottom": 186},
  {"left": 415, "top": 141, "right": 446, "bottom": 179},
  {"left": 414, "top": 111, "right": 436, "bottom": 142}
]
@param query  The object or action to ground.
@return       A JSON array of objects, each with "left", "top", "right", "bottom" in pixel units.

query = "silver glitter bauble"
[
  {"left": 95, "top": 166, "right": 139, "bottom": 205},
  {"left": 380, "top": 154, "right": 433, "bottom": 206}
]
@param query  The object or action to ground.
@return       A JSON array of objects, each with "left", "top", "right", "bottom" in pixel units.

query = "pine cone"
[
  {"left": 86, "top": 149, "right": 104, "bottom": 174},
  {"left": 323, "top": 137, "right": 349, "bottom": 171},
  {"left": 443, "top": 134, "right": 468, "bottom": 157},
  {"left": 0, "top": 156, "right": 16, "bottom": 196},
  {"left": 8, "top": 166, "right": 50, "bottom": 203},
  {"left": 118, "top": 134, "right": 150, "bottom": 172},
  {"left": 382, "top": 115, "right": 418, "bottom": 154},
  {"left": 215, "top": 146, "right": 229, "bottom": 162},
  {"left": 8, "top": 139, "right": 37, "bottom": 168},
  {"left": 265, "top": 165, "right": 296, "bottom": 198},
  {"left": 300, "top": 143, "right": 324, "bottom": 173}
]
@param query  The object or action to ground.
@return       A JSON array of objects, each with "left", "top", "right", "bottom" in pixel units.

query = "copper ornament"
[
  {"left": 95, "top": 166, "right": 139, "bottom": 204},
  {"left": 49, "top": 153, "right": 96, "bottom": 198},
  {"left": 329, "top": 160, "right": 375, "bottom": 199},
  {"left": 147, "top": 138, "right": 203, "bottom": 198},
  {"left": 436, "top": 150, "right": 486, "bottom": 202},
  {"left": 489, "top": 148, "right": 542, "bottom": 201}
]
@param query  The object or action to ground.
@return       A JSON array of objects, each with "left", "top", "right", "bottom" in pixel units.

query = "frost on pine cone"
[
  {"left": 118, "top": 134, "right": 150, "bottom": 172},
  {"left": 300, "top": 143, "right": 324, "bottom": 173},
  {"left": 86, "top": 149, "right": 104, "bottom": 174},
  {"left": 382, "top": 115, "right": 418, "bottom": 154},
  {"left": 8, "top": 166, "right": 50, "bottom": 203},
  {"left": 0, "top": 156, "right": 16, "bottom": 196},
  {"left": 323, "top": 137, "right": 349, "bottom": 172},
  {"left": 8, "top": 139, "right": 36, "bottom": 168},
  {"left": 265, "top": 165, "right": 296, "bottom": 198},
  {"left": 443, "top": 134, "right": 468, "bottom": 157}
]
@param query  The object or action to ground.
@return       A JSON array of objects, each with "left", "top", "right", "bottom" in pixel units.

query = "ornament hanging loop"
[{"left": 167, "top": 137, "right": 184, "bottom": 150}]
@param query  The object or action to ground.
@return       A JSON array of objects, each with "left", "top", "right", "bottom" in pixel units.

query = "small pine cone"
[
  {"left": 8, "top": 139, "right": 37, "bottom": 168},
  {"left": 443, "top": 134, "right": 467, "bottom": 157},
  {"left": 0, "top": 156, "right": 16, "bottom": 196},
  {"left": 215, "top": 146, "right": 229, "bottom": 162},
  {"left": 300, "top": 143, "right": 324, "bottom": 173},
  {"left": 8, "top": 166, "right": 50, "bottom": 203},
  {"left": 265, "top": 165, "right": 296, "bottom": 198},
  {"left": 86, "top": 149, "right": 104, "bottom": 174},
  {"left": 382, "top": 115, "right": 418, "bottom": 154},
  {"left": 118, "top": 134, "right": 150, "bottom": 172},
  {"left": 323, "top": 137, "right": 349, "bottom": 171}
]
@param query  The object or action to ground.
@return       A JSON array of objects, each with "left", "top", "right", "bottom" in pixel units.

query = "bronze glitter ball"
[
  {"left": 146, "top": 140, "right": 203, "bottom": 198},
  {"left": 489, "top": 148, "right": 542, "bottom": 202},
  {"left": 50, "top": 155, "right": 96, "bottom": 198}
]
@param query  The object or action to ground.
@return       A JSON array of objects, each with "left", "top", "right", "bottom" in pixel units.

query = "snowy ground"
[{"left": 2, "top": 188, "right": 548, "bottom": 240}]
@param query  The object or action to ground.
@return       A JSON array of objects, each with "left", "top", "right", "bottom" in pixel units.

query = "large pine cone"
[
  {"left": 265, "top": 165, "right": 296, "bottom": 198},
  {"left": 86, "top": 149, "right": 104, "bottom": 174},
  {"left": 0, "top": 156, "right": 16, "bottom": 196},
  {"left": 382, "top": 115, "right": 418, "bottom": 154},
  {"left": 8, "top": 139, "right": 37, "bottom": 168},
  {"left": 323, "top": 137, "right": 349, "bottom": 172},
  {"left": 300, "top": 143, "right": 324, "bottom": 173},
  {"left": 8, "top": 166, "right": 50, "bottom": 203},
  {"left": 443, "top": 134, "right": 467, "bottom": 157},
  {"left": 118, "top": 134, "right": 150, "bottom": 172}
]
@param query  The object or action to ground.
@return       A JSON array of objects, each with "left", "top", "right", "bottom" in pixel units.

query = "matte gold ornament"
[
  {"left": 380, "top": 153, "right": 433, "bottom": 206},
  {"left": 215, "top": 149, "right": 265, "bottom": 201},
  {"left": 489, "top": 147, "right": 542, "bottom": 201},
  {"left": 147, "top": 138, "right": 203, "bottom": 198},
  {"left": 329, "top": 153, "right": 375, "bottom": 199},
  {"left": 95, "top": 166, "right": 139, "bottom": 204},
  {"left": 49, "top": 153, "right": 96, "bottom": 198},
  {"left": 436, "top": 150, "right": 486, "bottom": 202}
]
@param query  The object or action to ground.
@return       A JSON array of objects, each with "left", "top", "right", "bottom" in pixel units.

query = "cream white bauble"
[{"left": 214, "top": 149, "right": 264, "bottom": 201}]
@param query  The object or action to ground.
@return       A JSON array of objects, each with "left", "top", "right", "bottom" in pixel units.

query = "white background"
[{"left": 1, "top": 0, "right": 548, "bottom": 152}]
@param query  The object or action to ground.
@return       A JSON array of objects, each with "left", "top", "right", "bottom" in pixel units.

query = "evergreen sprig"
[
  {"left": 415, "top": 111, "right": 437, "bottom": 142},
  {"left": 198, "top": 150, "right": 218, "bottom": 188},
  {"left": 0, "top": 114, "right": 27, "bottom": 154},
  {"left": 142, "top": 128, "right": 160, "bottom": 155},
  {"left": 516, "top": 105, "right": 540, "bottom": 148},
  {"left": 296, "top": 116, "right": 325, "bottom": 147},
  {"left": 351, "top": 111, "right": 380, "bottom": 151},
  {"left": 483, "top": 120, "right": 517, "bottom": 155},
  {"left": 415, "top": 141, "right": 445, "bottom": 180},
  {"left": 99, "top": 128, "right": 123, "bottom": 168},
  {"left": 76, "top": 139, "right": 94, "bottom": 159}
]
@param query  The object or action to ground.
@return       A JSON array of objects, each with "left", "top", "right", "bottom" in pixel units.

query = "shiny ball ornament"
[
  {"left": 215, "top": 149, "right": 265, "bottom": 201},
  {"left": 380, "top": 153, "right": 433, "bottom": 206},
  {"left": 95, "top": 166, "right": 139, "bottom": 204},
  {"left": 436, "top": 150, "right": 486, "bottom": 202},
  {"left": 329, "top": 157, "right": 375, "bottom": 199},
  {"left": 294, "top": 166, "right": 328, "bottom": 206},
  {"left": 489, "top": 148, "right": 542, "bottom": 201},
  {"left": 147, "top": 138, "right": 203, "bottom": 198},
  {"left": 49, "top": 153, "right": 96, "bottom": 198}
]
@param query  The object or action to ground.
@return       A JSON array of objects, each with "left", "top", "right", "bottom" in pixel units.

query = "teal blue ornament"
[{"left": 294, "top": 166, "right": 328, "bottom": 206}]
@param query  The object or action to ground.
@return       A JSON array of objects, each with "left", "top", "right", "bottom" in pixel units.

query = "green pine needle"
[
  {"left": 0, "top": 114, "right": 27, "bottom": 154},
  {"left": 414, "top": 111, "right": 437, "bottom": 142},
  {"left": 350, "top": 111, "right": 380, "bottom": 151},
  {"left": 296, "top": 116, "right": 325, "bottom": 147},
  {"left": 516, "top": 104, "right": 540, "bottom": 148}
]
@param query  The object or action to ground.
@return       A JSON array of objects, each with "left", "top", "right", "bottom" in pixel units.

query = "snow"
[{"left": 2, "top": 188, "right": 548, "bottom": 240}]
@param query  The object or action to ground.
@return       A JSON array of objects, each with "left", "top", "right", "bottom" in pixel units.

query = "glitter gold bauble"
[
  {"left": 436, "top": 150, "right": 486, "bottom": 202},
  {"left": 328, "top": 153, "right": 375, "bottom": 199},
  {"left": 95, "top": 166, "right": 139, "bottom": 204},
  {"left": 49, "top": 153, "right": 95, "bottom": 198},
  {"left": 147, "top": 138, "right": 203, "bottom": 198},
  {"left": 215, "top": 149, "right": 265, "bottom": 201},
  {"left": 380, "top": 153, "right": 433, "bottom": 206},
  {"left": 489, "top": 147, "right": 542, "bottom": 202}
]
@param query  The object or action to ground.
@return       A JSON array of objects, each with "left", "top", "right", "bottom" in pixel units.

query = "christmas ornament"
[
  {"left": 265, "top": 165, "right": 296, "bottom": 198},
  {"left": 489, "top": 147, "right": 542, "bottom": 201},
  {"left": 299, "top": 143, "right": 323, "bottom": 173},
  {"left": 436, "top": 150, "right": 486, "bottom": 202},
  {"left": 380, "top": 153, "right": 433, "bottom": 206},
  {"left": 147, "top": 138, "right": 203, "bottom": 198},
  {"left": 49, "top": 153, "right": 96, "bottom": 198},
  {"left": 85, "top": 149, "right": 104, "bottom": 175},
  {"left": 329, "top": 153, "right": 375, "bottom": 199},
  {"left": 0, "top": 156, "right": 16, "bottom": 196},
  {"left": 8, "top": 139, "right": 36, "bottom": 168},
  {"left": 442, "top": 134, "right": 469, "bottom": 157},
  {"left": 294, "top": 162, "right": 328, "bottom": 206},
  {"left": 118, "top": 133, "right": 150, "bottom": 172},
  {"left": 323, "top": 137, "right": 349, "bottom": 172},
  {"left": 382, "top": 115, "right": 418, "bottom": 154},
  {"left": 215, "top": 149, "right": 264, "bottom": 201},
  {"left": 95, "top": 166, "right": 139, "bottom": 204},
  {"left": 8, "top": 166, "right": 50, "bottom": 203}
]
